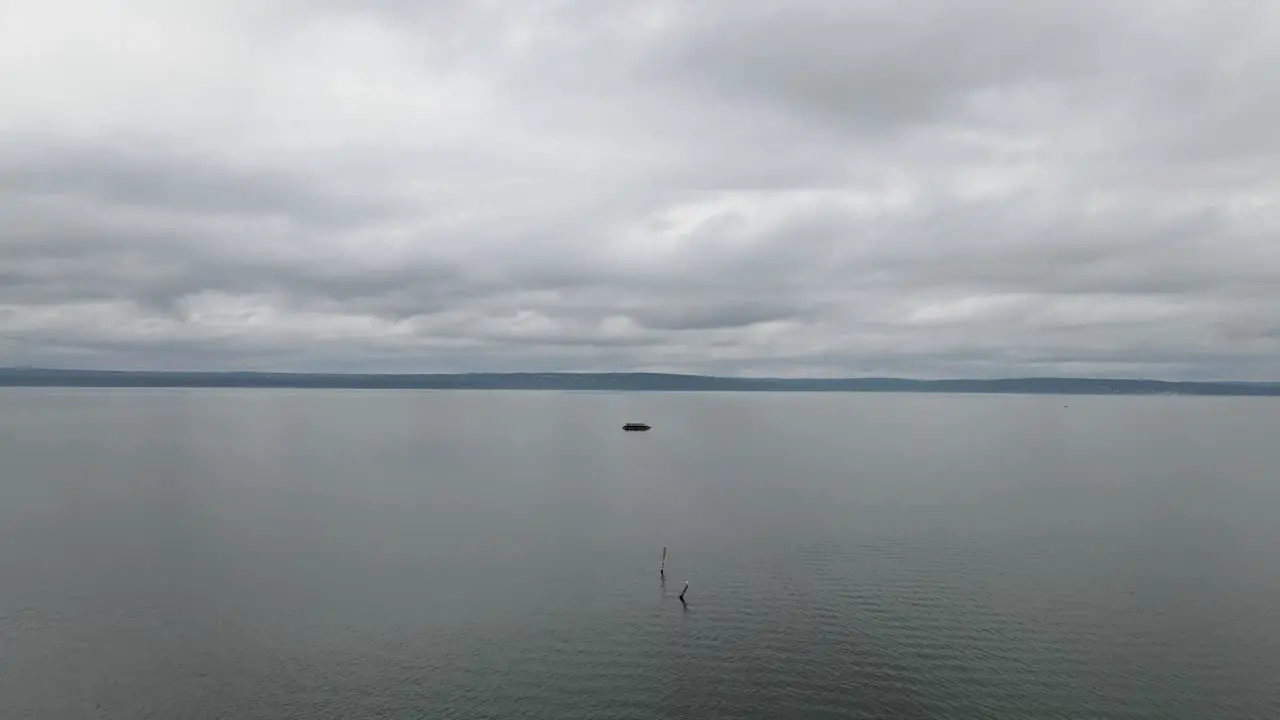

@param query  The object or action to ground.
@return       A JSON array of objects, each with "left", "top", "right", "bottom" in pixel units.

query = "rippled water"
[{"left": 2, "top": 389, "right": 1278, "bottom": 719}]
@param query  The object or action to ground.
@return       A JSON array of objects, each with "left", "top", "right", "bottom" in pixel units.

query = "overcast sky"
[{"left": 2, "top": 1, "right": 1278, "bottom": 378}]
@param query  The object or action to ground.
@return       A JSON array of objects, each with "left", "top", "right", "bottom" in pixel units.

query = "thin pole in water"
[
  {"left": 660, "top": 546, "right": 666, "bottom": 577},
  {"left": 679, "top": 581, "right": 689, "bottom": 604}
]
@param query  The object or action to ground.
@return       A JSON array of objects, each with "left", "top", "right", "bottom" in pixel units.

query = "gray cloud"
[{"left": 2, "top": 0, "right": 1279, "bottom": 378}]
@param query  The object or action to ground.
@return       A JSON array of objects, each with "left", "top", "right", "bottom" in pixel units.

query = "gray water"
[{"left": 1, "top": 390, "right": 1278, "bottom": 719}]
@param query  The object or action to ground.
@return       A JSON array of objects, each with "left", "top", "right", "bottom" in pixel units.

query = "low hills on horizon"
[{"left": 2, "top": 367, "right": 1279, "bottom": 396}]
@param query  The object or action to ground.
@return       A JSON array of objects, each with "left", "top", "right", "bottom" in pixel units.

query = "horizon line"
[{"left": 2, "top": 366, "right": 1277, "bottom": 386}]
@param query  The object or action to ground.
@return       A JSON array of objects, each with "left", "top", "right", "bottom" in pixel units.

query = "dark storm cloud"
[{"left": 1, "top": 0, "right": 1278, "bottom": 377}]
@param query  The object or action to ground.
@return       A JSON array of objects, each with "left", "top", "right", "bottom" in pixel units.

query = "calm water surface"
[{"left": 1, "top": 389, "right": 1278, "bottom": 719}]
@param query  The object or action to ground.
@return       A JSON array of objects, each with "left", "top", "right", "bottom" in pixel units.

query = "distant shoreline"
[{"left": 2, "top": 368, "right": 1278, "bottom": 396}]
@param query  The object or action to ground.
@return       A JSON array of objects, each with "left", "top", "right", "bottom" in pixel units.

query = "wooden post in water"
[
  {"left": 660, "top": 546, "right": 666, "bottom": 578},
  {"left": 679, "top": 581, "right": 689, "bottom": 604}
]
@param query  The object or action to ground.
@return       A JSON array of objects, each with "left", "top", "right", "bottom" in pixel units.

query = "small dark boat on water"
[{"left": 623, "top": 422, "right": 651, "bottom": 432}]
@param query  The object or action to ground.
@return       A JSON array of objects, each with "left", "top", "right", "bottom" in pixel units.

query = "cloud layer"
[{"left": 3, "top": 0, "right": 1279, "bottom": 378}]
